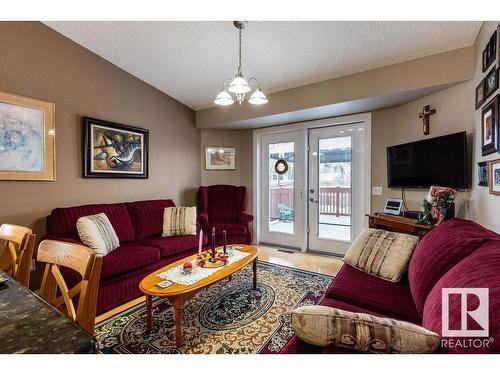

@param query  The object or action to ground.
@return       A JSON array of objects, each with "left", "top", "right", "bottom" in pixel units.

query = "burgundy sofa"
[
  {"left": 281, "top": 219, "right": 500, "bottom": 354},
  {"left": 197, "top": 185, "right": 254, "bottom": 246},
  {"left": 44, "top": 199, "right": 208, "bottom": 314}
]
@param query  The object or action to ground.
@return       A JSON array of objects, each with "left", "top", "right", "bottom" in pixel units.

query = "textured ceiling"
[{"left": 44, "top": 21, "right": 482, "bottom": 110}]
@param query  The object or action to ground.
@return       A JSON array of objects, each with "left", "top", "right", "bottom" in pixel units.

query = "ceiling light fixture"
[{"left": 214, "top": 21, "right": 268, "bottom": 107}]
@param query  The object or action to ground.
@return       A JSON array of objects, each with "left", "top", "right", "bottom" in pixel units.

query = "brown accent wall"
[{"left": 0, "top": 22, "right": 200, "bottom": 239}]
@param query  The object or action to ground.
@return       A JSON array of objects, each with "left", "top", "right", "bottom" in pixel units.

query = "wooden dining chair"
[
  {"left": 37, "top": 240, "right": 103, "bottom": 334},
  {"left": 0, "top": 224, "right": 36, "bottom": 287}
]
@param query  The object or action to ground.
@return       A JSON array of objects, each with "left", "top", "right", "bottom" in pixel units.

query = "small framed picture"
[
  {"left": 484, "top": 66, "right": 498, "bottom": 100},
  {"left": 481, "top": 95, "right": 498, "bottom": 156},
  {"left": 482, "top": 30, "right": 497, "bottom": 73},
  {"left": 476, "top": 78, "right": 486, "bottom": 109},
  {"left": 478, "top": 161, "right": 488, "bottom": 186},
  {"left": 204, "top": 146, "right": 236, "bottom": 170},
  {"left": 488, "top": 158, "right": 500, "bottom": 195}
]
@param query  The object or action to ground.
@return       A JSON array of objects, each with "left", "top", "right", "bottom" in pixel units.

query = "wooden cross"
[{"left": 419, "top": 105, "right": 436, "bottom": 135}]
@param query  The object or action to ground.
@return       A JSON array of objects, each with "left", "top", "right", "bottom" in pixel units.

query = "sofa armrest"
[
  {"left": 198, "top": 212, "right": 210, "bottom": 228},
  {"left": 239, "top": 211, "right": 254, "bottom": 224}
]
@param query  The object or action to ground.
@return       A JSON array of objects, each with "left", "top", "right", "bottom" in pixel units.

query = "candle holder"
[{"left": 197, "top": 248, "right": 228, "bottom": 268}]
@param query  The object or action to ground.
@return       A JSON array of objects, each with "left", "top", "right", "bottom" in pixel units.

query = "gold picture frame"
[
  {"left": 0, "top": 90, "right": 55, "bottom": 181},
  {"left": 204, "top": 146, "right": 236, "bottom": 170},
  {"left": 488, "top": 158, "right": 500, "bottom": 196}
]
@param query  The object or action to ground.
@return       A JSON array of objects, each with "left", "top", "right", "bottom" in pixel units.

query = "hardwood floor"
[{"left": 95, "top": 245, "right": 343, "bottom": 324}]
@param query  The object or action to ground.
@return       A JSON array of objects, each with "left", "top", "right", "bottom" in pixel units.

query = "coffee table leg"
[
  {"left": 146, "top": 295, "right": 153, "bottom": 333},
  {"left": 253, "top": 258, "right": 258, "bottom": 290},
  {"left": 173, "top": 300, "right": 183, "bottom": 347}
]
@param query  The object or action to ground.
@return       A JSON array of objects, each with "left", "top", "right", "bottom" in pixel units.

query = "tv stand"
[{"left": 366, "top": 213, "right": 433, "bottom": 239}]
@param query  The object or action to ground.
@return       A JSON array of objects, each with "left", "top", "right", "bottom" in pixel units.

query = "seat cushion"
[
  {"left": 422, "top": 240, "right": 500, "bottom": 354},
  {"left": 126, "top": 199, "right": 176, "bottom": 240},
  {"left": 211, "top": 221, "right": 247, "bottom": 235},
  {"left": 100, "top": 242, "right": 161, "bottom": 279},
  {"left": 141, "top": 233, "right": 207, "bottom": 258},
  {"left": 326, "top": 264, "right": 419, "bottom": 323},
  {"left": 47, "top": 203, "right": 135, "bottom": 243},
  {"left": 409, "top": 218, "right": 498, "bottom": 316}
]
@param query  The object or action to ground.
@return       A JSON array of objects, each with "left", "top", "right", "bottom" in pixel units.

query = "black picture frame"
[
  {"left": 83, "top": 117, "right": 149, "bottom": 178},
  {"left": 481, "top": 95, "right": 498, "bottom": 156},
  {"left": 478, "top": 161, "right": 488, "bottom": 186},
  {"left": 484, "top": 66, "right": 498, "bottom": 100},
  {"left": 475, "top": 78, "right": 486, "bottom": 109},
  {"left": 482, "top": 30, "right": 497, "bottom": 73}
]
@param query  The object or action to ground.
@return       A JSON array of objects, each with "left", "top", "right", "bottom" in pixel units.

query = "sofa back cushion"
[
  {"left": 421, "top": 240, "right": 500, "bottom": 353},
  {"left": 126, "top": 199, "right": 175, "bottom": 240},
  {"left": 47, "top": 203, "right": 135, "bottom": 243},
  {"left": 408, "top": 219, "right": 497, "bottom": 316}
]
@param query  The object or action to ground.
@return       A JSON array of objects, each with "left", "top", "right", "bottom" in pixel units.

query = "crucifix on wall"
[{"left": 418, "top": 105, "right": 436, "bottom": 135}]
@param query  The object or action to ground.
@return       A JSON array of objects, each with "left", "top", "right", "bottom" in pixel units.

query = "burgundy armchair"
[{"left": 197, "top": 185, "right": 254, "bottom": 246}]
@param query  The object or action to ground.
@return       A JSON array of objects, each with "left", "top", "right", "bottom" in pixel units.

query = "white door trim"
[{"left": 253, "top": 113, "right": 372, "bottom": 251}]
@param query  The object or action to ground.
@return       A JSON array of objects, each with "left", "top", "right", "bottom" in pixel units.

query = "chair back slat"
[
  {"left": 0, "top": 224, "right": 35, "bottom": 287},
  {"left": 37, "top": 240, "right": 102, "bottom": 334}
]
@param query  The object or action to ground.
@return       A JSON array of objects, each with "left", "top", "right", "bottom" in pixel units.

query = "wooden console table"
[{"left": 366, "top": 213, "right": 433, "bottom": 239}]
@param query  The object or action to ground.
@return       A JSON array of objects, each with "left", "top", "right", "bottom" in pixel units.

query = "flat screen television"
[{"left": 387, "top": 131, "right": 468, "bottom": 189}]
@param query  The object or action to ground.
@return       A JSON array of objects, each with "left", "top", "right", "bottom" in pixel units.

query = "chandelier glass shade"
[{"left": 215, "top": 21, "right": 268, "bottom": 107}]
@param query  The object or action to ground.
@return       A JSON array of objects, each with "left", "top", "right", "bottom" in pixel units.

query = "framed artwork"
[
  {"left": 482, "top": 30, "right": 497, "bottom": 73},
  {"left": 475, "top": 78, "right": 486, "bottom": 109},
  {"left": 481, "top": 95, "right": 498, "bottom": 156},
  {"left": 83, "top": 117, "right": 148, "bottom": 178},
  {"left": 204, "top": 146, "right": 236, "bottom": 170},
  {"left": 488, "top": 158, "right": 500, "bottom": 195},
  {"left": 484, "top": 66, "right": 498, "bottom": 100},
  {"left": 478, "top": 161, "right": 488, "bottom": 186},
  {"left": 0, "top": 90, "right": 55, "bottom": 181}
]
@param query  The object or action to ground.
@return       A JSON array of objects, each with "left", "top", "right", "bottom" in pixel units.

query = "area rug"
[{"left": 95, "top": 261, "right": 333, "bottom": 354}]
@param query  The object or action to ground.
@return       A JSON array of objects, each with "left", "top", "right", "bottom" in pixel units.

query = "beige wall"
[
  {"left": 371, "top": 81, "right": 474, "bottom": 217},
  {"left": 0, "top": 22, "right": 200, "bottom": 238},
  {"left": 470, "top": 22, "right": 500, "bottom": 233}
]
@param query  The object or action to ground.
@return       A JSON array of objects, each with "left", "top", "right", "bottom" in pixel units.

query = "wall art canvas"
[
  {"left": 484, "top": 66, "right": 498, "bottom": 100},
  {"left": 0, "top": 90, "right": 55, "bottom": 181},
  {"left": 204, "top": 146, "right": 236, "bottom": 170},
  {"left": 478, "top": 161, "right": 488, "bottom": 186},
  {"left": 83, "top": 117, "right": 148, "bottom": 178},
  {"left": 488, "top": 158, "right": 500, "bottom": 195},
  {"left": 481, "top": 95, "right": 498, "bottom": 156},
  {"left": 482, "top": 30, "right": 497, "bottom": 73},
  {"left": 475, "top": 78, "right": 486, "bottom": 109}
]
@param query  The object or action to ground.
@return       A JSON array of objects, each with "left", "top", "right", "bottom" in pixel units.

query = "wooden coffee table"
[{"left": 139, "top": 244, "right": 259, "bottom": 347}]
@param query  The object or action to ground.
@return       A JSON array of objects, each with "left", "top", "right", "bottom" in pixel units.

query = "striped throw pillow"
[
  {"left": 76, "top": 213, "right": 120, "bottom": 255},
  {"left": 344, "top": 228, "right": 419, "bottom": 282},
  {"left": 292, "top": 306, "right": 440, "bottom": 353},
  {"left": 162, "top": 207, "right": 197, "bottom": 237}
]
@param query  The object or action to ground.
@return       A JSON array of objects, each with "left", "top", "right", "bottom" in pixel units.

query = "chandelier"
[{"left": 214, "top": 21, "right": 268, "bottom": 106}]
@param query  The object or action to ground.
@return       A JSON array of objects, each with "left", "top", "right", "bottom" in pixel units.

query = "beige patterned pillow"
[
  {"left": 344, "top": 228, "right": 419, "bottom": 282},
  {"left": 76, "top": 213, "right": 120, "bottom": 256},
  {"left": 162, "top": 207, "right": 197, "bottom": 237},
  {"left": 292, "top": 306, "right": 440, "bottom": 353}
]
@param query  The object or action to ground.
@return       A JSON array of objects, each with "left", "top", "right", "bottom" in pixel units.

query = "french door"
[
  {"left": 308, "top": 124, "right": 368, "bottom": 255},
  {"left": 259, "top": 130, "right": 305, "bottom": 249},
  {"left": 257, "top": 117, "right": 370, "bottom": 255}
]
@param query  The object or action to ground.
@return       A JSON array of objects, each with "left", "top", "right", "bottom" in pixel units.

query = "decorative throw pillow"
[
  {"left": 162, "top": 207, "right": 197, "bottom": 237},
  {"left": 291, "top": 306, "right": 440, "bottom": 353},
  {"left": 343, "top": 228, "right": 419, "bottom": 282},
  {"left": 76, "top": 213, "right": 120, "bottom": 256}
]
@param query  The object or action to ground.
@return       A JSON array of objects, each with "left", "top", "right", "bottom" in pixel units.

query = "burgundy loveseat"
[
  {"left": 281, "top": 219, "right": 500, "bottom": 354},
  {"left": 197, "top": 185, "right": 254, "bottom": 246},
  {"left": 44, "top": 199, "right": 208, "bottom": 314}
]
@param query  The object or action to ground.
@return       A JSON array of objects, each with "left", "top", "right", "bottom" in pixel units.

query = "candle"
[
  {"left": 223, "top": 230, "right": 227, "bottom": 255},
  {"left": 211, "top": 226, "right": 216, "bottom": 259},
  {"left": 198, "top": 229, "right": 203, "bottom": 256}
]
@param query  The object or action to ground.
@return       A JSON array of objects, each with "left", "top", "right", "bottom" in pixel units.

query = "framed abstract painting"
[
  {"left": 83, "top": 117, "right": 149, "bottom": 178},
  {"left": 0, "top": 90, "right": 55, "bottom": 181}
]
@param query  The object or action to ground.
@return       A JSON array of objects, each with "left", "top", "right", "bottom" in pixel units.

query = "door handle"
[{"left": 309, "top": 197, "right": 318, "bottom": 203}]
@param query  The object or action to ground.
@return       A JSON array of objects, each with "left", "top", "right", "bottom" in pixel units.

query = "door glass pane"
[
  {"left": 268, "top": 142, "right": 294, "bottom": 234},
  {"left": 318, "top": 136, "right": 351, "bottom": 241}
]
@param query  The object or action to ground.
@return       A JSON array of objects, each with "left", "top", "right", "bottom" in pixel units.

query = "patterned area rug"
[{"left": 95, "top": 261, "right": 333, "bottom": 354}]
